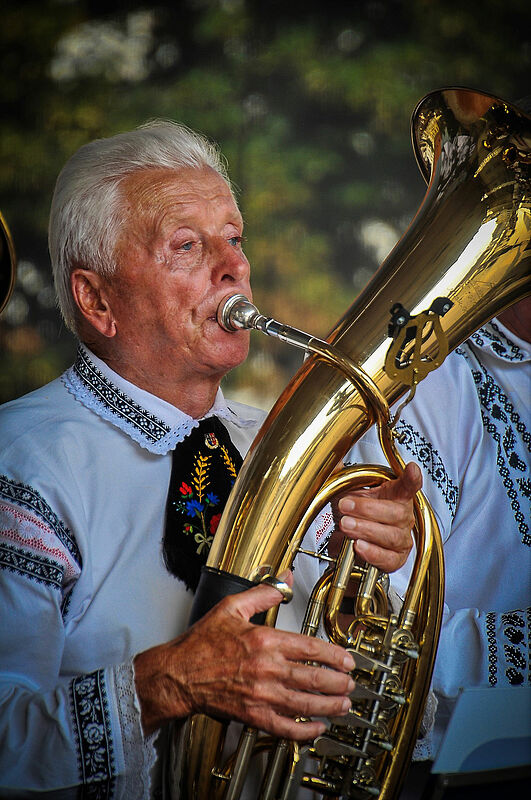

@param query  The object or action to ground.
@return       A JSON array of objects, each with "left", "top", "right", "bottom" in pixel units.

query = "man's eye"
[
  {"left": 228, "top": 235, "right": 244, "bottom": 247},
  {"left": 181, "top": 242, "right": 194, "bottom": 251}
]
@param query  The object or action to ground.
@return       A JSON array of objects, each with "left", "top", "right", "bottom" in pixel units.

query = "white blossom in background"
[
  {"left": 350, "top": 130, "right": 376, "bottom": 157},
  {"left": 336, "top": 28, "right": 364, "bottom": 54},
  {"left": 2, "top": 293, "right": 29, "bottom": 325},
  {"left": 50, "top": 11, "right": 155, "bottom": 83},
  {"left": 17, "top": 261, "right": 45, "bottom": 296},
  {"left": 359, "top": 218, "right": 400, "bottom": 265}
]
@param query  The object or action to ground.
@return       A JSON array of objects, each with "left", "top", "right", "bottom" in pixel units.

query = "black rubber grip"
[{"left": 188, "top": 566, "right": 267, "bottom": 626}]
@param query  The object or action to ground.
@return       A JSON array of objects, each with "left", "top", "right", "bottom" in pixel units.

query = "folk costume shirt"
[
  {"left": 346, "top": 320, "right": 531, "bottom": 760},
  {"left": 0, "top": 345, "right": 333, "bottom": 796}
]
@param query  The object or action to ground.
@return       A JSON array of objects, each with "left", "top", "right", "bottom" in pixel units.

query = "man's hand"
[
  {"left": 333, "top": 461, "right": 422, "bottom": 572},
  {"left": 134, "top": 574, "right": 355, "bottom": 740}
]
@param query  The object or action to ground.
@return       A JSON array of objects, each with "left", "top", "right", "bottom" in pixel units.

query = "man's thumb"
[
  {"left": 236, "top": 569, "right": 294, "bottom": 622},
  {"left": 379, "top": 461, "right": 422, "bottom": 501}
]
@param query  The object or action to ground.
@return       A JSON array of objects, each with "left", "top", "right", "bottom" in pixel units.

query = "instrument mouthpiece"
[{"left": 217, "top": 294, "right": 261, "bottom": 331}]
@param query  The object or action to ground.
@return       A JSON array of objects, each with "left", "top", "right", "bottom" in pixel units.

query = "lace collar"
[
  {"left": 467, "top": 319, "right": 530, "bottom": 364},
  {"left": 62, "top": 344, "right": 259, "bottom": 454}
]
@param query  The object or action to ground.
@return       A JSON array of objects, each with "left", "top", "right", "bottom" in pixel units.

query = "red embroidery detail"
[
  {"left": 315, "top": 511, "right": 334, "bottom": 543},
  {"left": 210, "top": 513, "right": 222, "bottom": 534},
  {"left": 0, "top": 502, "right": 80, "bottom": 581},
  {"left": 179, "top": 482, "right": 193, "bottom": 496}
]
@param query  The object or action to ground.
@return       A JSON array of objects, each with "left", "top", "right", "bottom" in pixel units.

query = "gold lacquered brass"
[
  {"left": 0, "top": 211, "right": 16, "bottom": 314},
  {"left": 174, "top": 88, "right": 530, "bottom": 799}
]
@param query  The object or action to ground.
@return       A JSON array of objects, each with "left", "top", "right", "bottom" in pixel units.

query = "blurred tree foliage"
[{"left": 1, "top": 0, "right": 529, "bottom": 407}]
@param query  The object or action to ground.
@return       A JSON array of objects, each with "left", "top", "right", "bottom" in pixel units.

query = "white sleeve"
[
  {"left": 432, "top": 604, "right": 530, "bottom": 700},
  {"left": 411, "top": 603, "right": 530, "bottom": 760},
  {"left": 0, "top": 494, "right": 155, "bottom": 794},
  {"left": 346, "top": 430, "right": 530, "bottom": 698}
]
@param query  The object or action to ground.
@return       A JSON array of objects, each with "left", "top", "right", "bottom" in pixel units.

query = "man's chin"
[{"left": 207, "top": 334, "right": 250, "bottom": 373}]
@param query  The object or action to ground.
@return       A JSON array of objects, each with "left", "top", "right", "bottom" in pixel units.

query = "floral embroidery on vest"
[{"left": 163, "top": 418, "right": 243, "bottom": 591}]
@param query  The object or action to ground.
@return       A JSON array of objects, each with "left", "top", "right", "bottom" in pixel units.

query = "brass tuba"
[
  {"left": 172, "top": 88, "right": 531, "bottom": 799},
  {"left": 0, "top": 211, "right": 16, "bottom": 315}
]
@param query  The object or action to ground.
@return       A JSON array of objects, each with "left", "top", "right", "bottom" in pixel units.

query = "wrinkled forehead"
[{"left": 119, "top": 165, "right": 240, "bottom": 223}]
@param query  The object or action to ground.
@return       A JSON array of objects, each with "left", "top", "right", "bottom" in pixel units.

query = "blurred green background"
[{"left": 1, "top": 0, "right": 529, "bottom": 410}]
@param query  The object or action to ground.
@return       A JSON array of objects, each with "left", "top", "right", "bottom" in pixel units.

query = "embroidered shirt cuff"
[{"left": 114, "top": 659, "right": 158, "bottom": 799}]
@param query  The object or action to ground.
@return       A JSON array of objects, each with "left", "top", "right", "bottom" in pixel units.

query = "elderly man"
[{"left": 0, "top": 121, "right": 419, "bottom": 796}]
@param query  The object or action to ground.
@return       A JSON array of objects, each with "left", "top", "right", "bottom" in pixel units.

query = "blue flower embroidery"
[{"left": 185, "top": 499, "right": 204, "bottom": 516}]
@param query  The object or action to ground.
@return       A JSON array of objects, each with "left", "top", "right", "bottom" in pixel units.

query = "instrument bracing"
[
  {"left": 0, "top": 211, "right": 16, "bottom": 315},
  {"left": 172, "top": 88, "right": 531, "bottom": 799}
]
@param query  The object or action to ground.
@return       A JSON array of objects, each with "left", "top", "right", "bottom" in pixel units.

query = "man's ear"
[{"left": 71, "top": 269, "right": 116, "bottom": 338}]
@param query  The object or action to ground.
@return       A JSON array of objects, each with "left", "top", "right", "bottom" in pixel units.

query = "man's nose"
[{"left": 211, "top": 238, "right": 250, "bottom": 284}]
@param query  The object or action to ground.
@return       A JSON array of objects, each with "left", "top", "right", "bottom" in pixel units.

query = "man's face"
[{"left": 105, "top": 166, "right": 252, "bottom": 399}]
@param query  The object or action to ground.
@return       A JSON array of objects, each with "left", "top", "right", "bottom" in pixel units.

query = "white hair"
[{"left": 48, "top": 120, "right": 231, "bottom": 333}]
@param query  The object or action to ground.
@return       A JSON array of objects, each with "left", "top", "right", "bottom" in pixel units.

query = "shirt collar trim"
[
  {"left": 61, "top": 345, "right": 257, "bottom": 454},
  {"left": 469, "top": 320, "right": 531, "bottom": 363}
]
